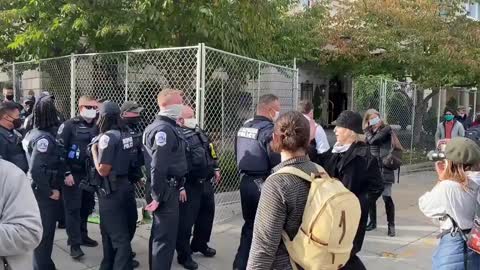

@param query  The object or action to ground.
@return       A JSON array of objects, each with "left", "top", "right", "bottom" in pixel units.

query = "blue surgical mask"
[{"left": 369, "top": 116, "right": 381, "bottom": 126}]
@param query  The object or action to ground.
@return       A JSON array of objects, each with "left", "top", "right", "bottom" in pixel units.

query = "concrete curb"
[{"left": 400, "top": 162, "right": 433, "bottom": 175}]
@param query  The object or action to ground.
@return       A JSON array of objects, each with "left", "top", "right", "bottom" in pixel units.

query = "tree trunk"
[{"left": 412, "top": 88, "right": 439, "bottom": 147}]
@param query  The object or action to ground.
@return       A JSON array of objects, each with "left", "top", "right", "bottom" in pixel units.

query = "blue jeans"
[{"left": 433, "top": 233, "right": 480, "bottom": 270}]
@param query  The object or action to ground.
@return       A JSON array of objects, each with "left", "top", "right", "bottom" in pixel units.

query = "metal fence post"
[
  {"left": 410, "top": 84, "right": 417, "bottom": 164},
  {"left": 125, "top": 52, "right": 129, "bottom": 101},
  {"left": 70, "top": 54, "right": 76, "bottom": 118},
  {"left": 200, "top": 43, "right": 206, "bottom": 128},
  {"left": 12, "top": 63, "right": 16, "bottom": 100},
  {"left": 257, "top": 62, "right": 261, "bottom": 109}
]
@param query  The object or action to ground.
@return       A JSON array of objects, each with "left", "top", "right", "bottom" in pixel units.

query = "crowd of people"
[
  {"left": 0, "top": 85, "right": 479, "bottom": 270},
  {"left": 0, "top": 88, "right": 219, "bottom": 270}
]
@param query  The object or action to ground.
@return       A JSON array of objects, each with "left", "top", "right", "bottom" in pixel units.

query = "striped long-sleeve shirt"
[{"left": 247, "top": 156, "right": 319, "bottom": 270}]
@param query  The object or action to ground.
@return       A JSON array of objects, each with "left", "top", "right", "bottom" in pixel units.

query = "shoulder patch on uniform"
[
  {"left": 36, "top": 138, "right": 49, "bottom": 153},
  {"left": 99, "top": 135, "right": 110, "bottom": 149},
  {"left": 155, "top": 131, "right": 167, "bottom": 147},
  {"left": 58, "top": 123, "right": 65, "bottom": 135},
  {"left": 237, "top": 127, "right": 259, "bottom": 140}
]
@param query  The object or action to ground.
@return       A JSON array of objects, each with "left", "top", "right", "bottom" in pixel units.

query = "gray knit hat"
[{"left": 444, "top": 137, "right": 480, "bottom": 165}]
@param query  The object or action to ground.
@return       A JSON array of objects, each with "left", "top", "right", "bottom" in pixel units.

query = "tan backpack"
[{"left": 272, "top": 164, "right": 361, "bottom": 270}]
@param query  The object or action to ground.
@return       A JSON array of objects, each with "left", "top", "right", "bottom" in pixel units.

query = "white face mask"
[
  {"left": 80, "top": 109, "right": 97, "bottom": 121},
  {"left": 159, "top": 104, "right": 183, "bottom": 120},
  {"left": 369, "top": 116, "right": 381, "bottom": 126},
  {"left": 184, "top": 118, "right": 198, "bottom": 129}
]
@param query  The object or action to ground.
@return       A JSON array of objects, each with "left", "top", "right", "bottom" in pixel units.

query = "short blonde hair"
[
  {"left": 363, "top": 108, "right": 381, "bottom": 128},
  {"left": 78, "top": 95, "right": 96, "bottom": 104},
  {"left": 157, "top": 89, "right": 183, "bottom": 107}
]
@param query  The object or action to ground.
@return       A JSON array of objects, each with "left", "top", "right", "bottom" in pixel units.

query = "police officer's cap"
[
  {"left": 99, "top": 101, "right": 120, "bottom": 116},
  {"left": 121, "top": 101, "right": 144, "bottom": 114}
]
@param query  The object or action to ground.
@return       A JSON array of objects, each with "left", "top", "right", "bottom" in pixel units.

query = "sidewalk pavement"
[{"left": 52, "top": 170, "right": 439, "bottom": 270}]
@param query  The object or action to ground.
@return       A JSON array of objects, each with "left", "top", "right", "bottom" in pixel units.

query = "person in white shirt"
[
  {"left": 298, "top": 100, "right": 330, "bottom": 165},
  {"left": 419, "top": 137, "right": 480, "bottom": 270}
]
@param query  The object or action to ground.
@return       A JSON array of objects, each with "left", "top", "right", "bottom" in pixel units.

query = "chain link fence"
[
  {"left": 0, "top": 44, "right": 298, "bottom": 223},
  {"left": 352, "top": 76, "right": 439, "bottom": 164}
]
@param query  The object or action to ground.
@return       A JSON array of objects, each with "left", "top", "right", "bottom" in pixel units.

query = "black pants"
[
  {"left": 98, "top": 178, "right": 137, "bottom": 270},
  {"left": 342, "top": 255, "right": 367, "bottom": 270},
  {"left": 176, "top": 180, "right": 215, "bottom": 260},
  {"left": 368, "top": 195, "right": 395, "bottom": 226},
  {"left": 233, "top": 174, "right": 264, "bottom": 270},
  {"left": 33, "top": 192, "right": 60, "bottom": 270},
  {"left": 63, "top": 172, "right": 96, "bottom": 246},
  {"left": 149, "top": 186, "right": 179, "bottom": 270}
]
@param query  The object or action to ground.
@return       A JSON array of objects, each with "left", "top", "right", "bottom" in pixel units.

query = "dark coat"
[
  {"left": 365, "top": 125, "right": 395, "bottom": 184},
  {"left": 323, "top": 142, "right": 384, "bottom": 257}
]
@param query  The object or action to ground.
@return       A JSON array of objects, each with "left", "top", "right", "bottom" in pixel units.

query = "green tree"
[{"left": 318, "top": 0, "right": 480, "bottom": 144}]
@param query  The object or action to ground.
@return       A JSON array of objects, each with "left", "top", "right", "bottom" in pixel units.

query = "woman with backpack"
[
  {"left": 419, "top": 137, "right": 480, "bottom": 270},
  {"left": 247, "top": 111, "right": 327, "bottom": 269},
  {"left": 363, "top": 109, "right": 397, "bottom": 237},
  {"left": 323, "top": 110, "right": 384, "bottom": 270}
]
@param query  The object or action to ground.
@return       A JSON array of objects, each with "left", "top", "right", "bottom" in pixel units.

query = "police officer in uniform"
[
  {"left": 57, "top": 95, "right": 99, "bottom": 259},
  {"left": 233, "top": 94, "right": 281, "bottom": 270},
  {"left": 120, "top": 100, "right": 145, "bottom": 268},
  {"left": 143, "top": 89, "right": 188, "bottom": 270},
  {"left": 23, "top": 91, "right": 65, "bottom": 135},
  {"left": 90, "top": 101, "right": 137, "bottom": 270},
  {"left": 176, "top": 106, "right": 220, "bottom": 270},
  {"left": 23, "top": 95, "right": 64, "bottom": 270},
  {"left": 0, "top": 101, "right": 28, "bottom": 172}
]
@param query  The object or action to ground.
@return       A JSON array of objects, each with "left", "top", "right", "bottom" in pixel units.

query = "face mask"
[
  {"left": 124, "top": 117, "right": 141, "bottom": 125},
  {"left": 444, "top": 115, "right": 454, "bottom": 121},
  {"left": 184, "top": 118, "right": 198, "bottom": 129},
  {"left": 159, "top": 104, "right": 183, "bottom": 120},
  {"left": 5, "top": 94, "right": 13, "bottom": 101},
  {"left": 5, "top": 115, "right": 21, "bottom": 129},
  {"left": 369, "top": 116, "right": 380, "bottom": 126},
  {"left": 80, "top": 109, "right": 97, "bottom": 121}
]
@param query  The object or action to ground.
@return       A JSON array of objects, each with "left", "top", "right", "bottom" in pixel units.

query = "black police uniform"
[
  {"left": 124, "top": 123, "right": 144, "bottom": 240},
  {"left": 0, "top": 125, "right": 28, "bottom": 172},
  {"left": 176, "top": 127, "right": 218, "bottom": 264},
  {"left": 57, "top": 116, "right": 98, "bottom": 248},
  {"left": 143, "top": 115, "right": 188, "bottom": 270},
  {"left": 233, "top": 115, "right": 281, "bottom": 270},
  {"left": 94, "top": 129, "right": 137, "bottom": 270},
  {"left": 24, "top": 128, "right": 64, "bottom": 270}
]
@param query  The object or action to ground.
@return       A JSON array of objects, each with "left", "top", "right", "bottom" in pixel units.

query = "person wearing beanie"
[
  {"left": 323, "top": 110, "right": 384, "bottom": 270},
  {"left": 419, "top": 137, "right": 480, "bottom": 269}
]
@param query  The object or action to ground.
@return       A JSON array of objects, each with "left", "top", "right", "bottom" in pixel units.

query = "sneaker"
[{"left": 70, "top": 245, "right": 85, "bottom": 259}]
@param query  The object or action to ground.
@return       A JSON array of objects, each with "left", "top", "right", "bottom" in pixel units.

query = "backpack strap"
[{"left": 272, "top": 164, "right": 329, "bottom": 183}]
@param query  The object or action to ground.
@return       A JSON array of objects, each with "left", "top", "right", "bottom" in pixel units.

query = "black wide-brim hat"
[{"left": 331, "top": 110, "right": 364, "bottom": 134}]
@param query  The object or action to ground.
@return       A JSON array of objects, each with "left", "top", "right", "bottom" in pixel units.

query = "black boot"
[
  {"left": 178, "top": 256, "right": 199, "bottom": 270},
  {"left": 384, "top": 195, "right": 396, "bottom": 237},
  {"left": 191, "top": 245, "right": 216, "bottom": 258},
  {"left": 70, "top": 245, "right": 85, "bottom": 259},
  {"left": 366, "top": 197, "right": 377, "bottom": 231},
  {"left": 81, "top": 236, "right": 98, "bottom": 247}
]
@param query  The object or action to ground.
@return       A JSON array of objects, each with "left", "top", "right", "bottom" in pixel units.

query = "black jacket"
[
  {"left": 365, "top": 125, "right": 395, "bottom": 184},
  {"left": 323, "top": 142, "right": 384, "bottom": 256}
]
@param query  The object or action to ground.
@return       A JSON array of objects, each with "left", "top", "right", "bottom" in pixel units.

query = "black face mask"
[
  {"left": 6, "top": 117, "right": 21, "bottom": 129},
  {"left": 5, "top": 94, "right": 13, "bottom": 101},
  {"left": 124, "top": 117, "right": 141, "bottom": 126}
]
